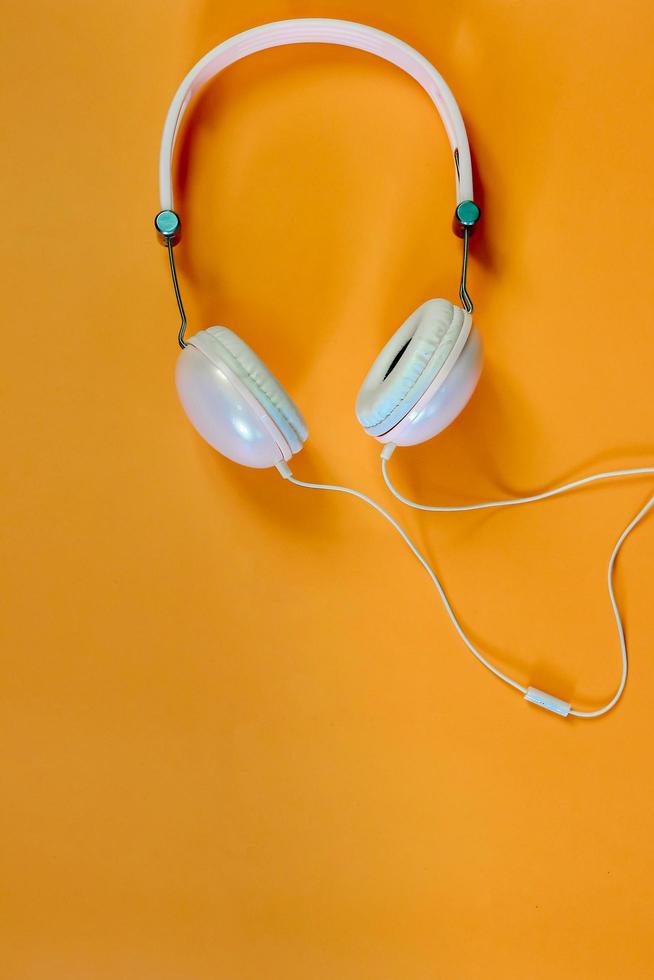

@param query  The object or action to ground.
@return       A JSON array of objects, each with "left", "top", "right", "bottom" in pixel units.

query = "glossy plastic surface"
[
  {"left": 524, "top": 687, "right": 572, "bottom": 717},
  {"left": 377, "top": 326, "right": 483, "bottom": 446},
  {"left": 175, "top": 342, "right": 291, "bottom": 468},
  {"left": 159, "top": 19, "right": 474, "bottom": 212}
]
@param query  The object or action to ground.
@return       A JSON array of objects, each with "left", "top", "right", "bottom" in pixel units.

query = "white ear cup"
[
  {"left": 356, "top": 299, "right": 482, "bottom": 445},
  {"left": 175, "top": 328, "right": 307, "bottom": 468},
  {"left": 380, "top": 325, "right": 482, "bottom": 445},
  {"left": 205, "top": 328, "right": 308, "bottom": 451}
]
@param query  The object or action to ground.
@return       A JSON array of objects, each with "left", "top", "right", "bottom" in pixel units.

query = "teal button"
[
  {"left": 455, "top": 201, "right": 481, "bottom": 227},
  {"left": 154, "top": 210, "right": 181, "bottom": 238}
]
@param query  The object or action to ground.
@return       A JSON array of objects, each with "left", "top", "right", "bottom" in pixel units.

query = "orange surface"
[{"left": 3, "top": 1, "right": 654, "bottom": 977}]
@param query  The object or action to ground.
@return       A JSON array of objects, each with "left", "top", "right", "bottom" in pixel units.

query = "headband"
[{"left": 158, "top": 18, "right": 475, "bottom": 215}]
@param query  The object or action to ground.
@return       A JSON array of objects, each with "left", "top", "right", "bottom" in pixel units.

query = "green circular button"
[
  {"left": 455, "top": 200, "right": 481, "bottom": 227},
  {"left": 154, "top": 210, "right": 181, "bottom": 238}
]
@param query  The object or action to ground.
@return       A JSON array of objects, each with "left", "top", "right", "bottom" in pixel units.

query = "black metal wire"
[
  {"left": 458, "top": 227, "right": 474, "bottom": 313},
  {"left": 167, "top": 239, "right": 188, "bottom": 348}
]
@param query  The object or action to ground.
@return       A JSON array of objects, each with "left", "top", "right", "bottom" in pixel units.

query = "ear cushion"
[
  {"left": 203, "top": 327, "right": 308, "bottom": 453},
  {"left": 356, "top": 299, "right": 468, "bottom": 437}
]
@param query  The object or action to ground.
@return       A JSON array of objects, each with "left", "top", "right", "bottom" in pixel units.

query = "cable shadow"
[
  {"left": 193, "top": 434, "right": 376, "bottom": 537},
  {"left": 384, "top": 423, "right": 653, "bottom": 716},
  {"left": 405, "top": 521, "right": 641, "bottom": 718}
]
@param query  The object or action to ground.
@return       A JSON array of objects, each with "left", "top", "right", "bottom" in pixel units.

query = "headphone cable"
[{"left": 276, "top": 452, "right": 654, "bottom": 719}]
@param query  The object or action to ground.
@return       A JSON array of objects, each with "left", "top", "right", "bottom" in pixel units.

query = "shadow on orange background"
[{"left": 2, "top": 1, "right": 654, "bottom": 978}]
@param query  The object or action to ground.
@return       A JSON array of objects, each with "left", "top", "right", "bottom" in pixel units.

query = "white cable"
[
  {"left": 277, "top": 464, "right": 530, "bottom": 704},
  {"left": 381, "top": 452, "right": 654, "bottom": 513},
  {"left": 378, "top": 447, "right": 654, "bottom": 718}
]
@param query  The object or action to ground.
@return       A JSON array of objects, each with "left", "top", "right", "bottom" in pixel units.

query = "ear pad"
[
  {"left": 203, "top": 327, "right": 308, "bottom": 453},
  {"left": 356, "top": 299, "right": 470, "bottom": 437}
]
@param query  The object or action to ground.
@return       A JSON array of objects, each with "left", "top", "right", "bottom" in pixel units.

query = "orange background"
[{"left": 3, "top": 1, "right": 654, "bottom": 977}]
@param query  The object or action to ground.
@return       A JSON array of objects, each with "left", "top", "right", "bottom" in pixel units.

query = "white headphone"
[
  {"left": 156, "top": 19, "right": 654, "bottom": 719},
  {"left": 157, "top": 19, "right": 482, "bottom": 467}
]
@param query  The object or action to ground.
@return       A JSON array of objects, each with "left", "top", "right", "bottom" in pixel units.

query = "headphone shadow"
[
  {"left": 386, "top": 379, "right": 654, "bottom": 714},
  {"left": 199, "top": 438, "right": 352, "bottom": 537},
  {"left": 390, "top": 361, "right": 654, "bottom": 505}
]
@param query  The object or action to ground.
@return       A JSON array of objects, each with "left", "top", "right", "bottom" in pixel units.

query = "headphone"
[
  {"left": 156, "top": 19, "right": 482, "bottom": 466},
  {"left": 156, "top": 19, "right": 654, "bottom": 719}
]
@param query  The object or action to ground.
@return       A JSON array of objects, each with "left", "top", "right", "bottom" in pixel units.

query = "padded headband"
[{"left": 159, "top": 18, "right": 474, "bottom": 212}]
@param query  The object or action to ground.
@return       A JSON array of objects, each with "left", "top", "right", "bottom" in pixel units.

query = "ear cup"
[
  {"left": 381, "top": 325, "right": 483, "bottom": 446},
  {"left": 202, "top": 327, "right": 308, "bottom": 453},
  {"left": 356, "top": 299, "right": 472, "bottom": 438},
  {"left": 175, "top": 327, "right": 307, "bottom": 469}
]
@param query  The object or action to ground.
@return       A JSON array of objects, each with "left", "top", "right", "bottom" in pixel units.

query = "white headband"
[{"left": 158, "top": 18, "right": 475, "bottom": 214}]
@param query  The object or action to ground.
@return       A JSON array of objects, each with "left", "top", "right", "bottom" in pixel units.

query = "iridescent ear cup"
[
  {"left": 176, "top": 327, "right": 307, "bottom": 468},
  {"left": 175, "top": 302, "right": 481, "bottom": 466},
  {"left": 356, "top": 299, "right": 482, "bottom": 445}
]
